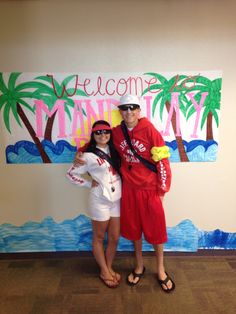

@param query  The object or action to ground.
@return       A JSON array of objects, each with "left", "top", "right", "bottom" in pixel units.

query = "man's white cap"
[{"left": 119, "top": 94, "right": 140, "bottom": 107}]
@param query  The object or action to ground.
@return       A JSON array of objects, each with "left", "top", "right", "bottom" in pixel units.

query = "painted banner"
[
  {"left": 0, "top": 71, "right": 222, "bottom": 164},
  {"left": 1, "top": 214, "right": 235, "bottom": 252}
]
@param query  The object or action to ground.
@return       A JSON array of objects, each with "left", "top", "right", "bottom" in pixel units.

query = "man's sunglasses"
[
  {"left": 93, "top": 129, "right": 111, "bottom": 135},
  {"left": 118, "top": 104, "right": 140, "bottom": 111}
]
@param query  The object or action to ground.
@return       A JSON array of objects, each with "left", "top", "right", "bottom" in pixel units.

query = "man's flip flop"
[
  {"left": 126, "top": 267, "right": 146, "bottom": 286},
  {"left": 158, "top": 272, "right": 175, "bottom": 293}
]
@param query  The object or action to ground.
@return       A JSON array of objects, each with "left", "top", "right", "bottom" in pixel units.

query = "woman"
[{"left": 67, "top": 120, "right": 122, "bottom": 288}]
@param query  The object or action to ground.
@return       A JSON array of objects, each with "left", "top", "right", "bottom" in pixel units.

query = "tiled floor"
[{"left": 0, "top": 252, "right": 235, "bottom": 314}]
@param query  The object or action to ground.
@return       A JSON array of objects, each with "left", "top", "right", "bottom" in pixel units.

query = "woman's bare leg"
[
  {"left": 105, "top": 217, "right": 120, "bottom": 281},
  {"left": 92, "top": 219, "right": 117, "bottom": 287}
]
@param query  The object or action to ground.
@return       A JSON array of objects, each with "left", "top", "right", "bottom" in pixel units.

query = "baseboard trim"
[{"left": 0, "top": 249, "right": 235, "bottom": 260}]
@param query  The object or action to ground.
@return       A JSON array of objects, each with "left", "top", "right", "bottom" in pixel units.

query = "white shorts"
[{"left": 88, "top": 190, "right": 120, "bottom": 221}]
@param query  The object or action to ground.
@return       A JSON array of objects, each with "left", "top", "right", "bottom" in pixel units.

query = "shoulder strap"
[
  {"left": 121, "top": 121, "right": 157, "bottom": 173},
  {"left": 93, "top": 147, "right": 116, "bottom": 170}
]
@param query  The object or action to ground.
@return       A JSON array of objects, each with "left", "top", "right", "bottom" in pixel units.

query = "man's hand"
[
  {"left": 74, "top": 151, "right": 86, "bottom": 166},
  {"left": 159, "top": 196, "right": 164, "bottom": 203}
]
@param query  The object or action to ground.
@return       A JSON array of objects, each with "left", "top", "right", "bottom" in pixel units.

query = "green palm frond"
[
  {"left": 144, "top": 72, "right": 168, "bottom": 85},
  {"left": 0, "top": 73, "right": 39, "bottom": 132},
  {"left": 66, "top": 98, "right": 75, "bottom": 108},
  {"left": 35, "top": 76, "right": 65, "bottom": 99},
  {"left": 66, "top": 88, "right": 87, "bottom": 97},
  {"left": 186, "top": 90, "right": 209, "bottom": 120},
  {"left": 168, "top": 75, "right": 187, "bottom": 92},
  {"left": 15, "top": 81, "right": 49, "bottom": 92},
  {"left": 186, "top": 105, "right": 196, "bottom": 121},
  {"left": 35, "top": 95, "right": 56, "bottom": 111},
  {"left": 0, "top": 73, "right": 8, "bottom": 93},
  {"left": 35, "top": 75, "right": 79, "bottom": 97},
  {"left": 212, "top": 109, "right": 219, "bottom": 127},
  {"left": 152, "top": 92, "right": 163, "bottom": 117},
  {"left": 213, "top": 100, "right": 220, "bottom": 110},
  {"left": 3, "top": 104, "right": 11, "bottom": 132},
  {"left": 11, "top": 100, "right": 22, "bottom": 127},
  {"left": 142, "top": 84, "right": 162, "bottom": 95},
  {"left": 35, "top": 75, "right": 53, "bottom": 83},
  {"left": 212, "top": 78, "right": 222, "bottom": 90},
  {"left": 16, "top": 91, "right": 34, "bottom": 99},
  {"left": 8, "top": 72, "right": 22, "bottom": 91},
  {"left": 36, "top": 75, "right": 61, "bottom": 94},
  {"left": 62, "top": 74, "right": 77, "bottom": 86},
  {"left": 34, "top": 75, "right": 87, "bottom": 98},
  {"left": 195, "top": 76, "right": 211, "bottom": 86},
  {"left": 161, "top": 92, "right": 170, "bottom": 106},
  {"left": 33, "top": 75, "right": 88, "bottom": 118},
  {"left": 143, "top": 73, "right": 189, "bottom": 118},
  {"left": 200, "top": 107, "right": 210, "bottom": 129},
  {"left": 0, "top": 94, "right": 8, "bottom": 111},
  {"left": 184, "top": 85, "right": 208, "bottom": 93},
  {"left": 185, "top": 75, "right": 221, "bottom": 134},
  {"left": 18, "top": 99, "right": 35, "bottom": 113}
]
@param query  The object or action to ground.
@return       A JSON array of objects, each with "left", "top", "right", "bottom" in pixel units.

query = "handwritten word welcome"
[{"left": 46, "top": 74, "right": 198, "bottom": 98}]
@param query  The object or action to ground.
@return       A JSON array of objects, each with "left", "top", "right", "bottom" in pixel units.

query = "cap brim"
[{"left": 118, "top": 104, "right": 140, "bottom": 108}]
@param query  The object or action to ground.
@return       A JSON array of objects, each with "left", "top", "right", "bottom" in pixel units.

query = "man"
[{"left": 76, "top": 94, "right": 175, "bottom": 292}]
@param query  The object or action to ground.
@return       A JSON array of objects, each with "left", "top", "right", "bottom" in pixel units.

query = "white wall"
[{"left": 0, "top": 0, "right": 235, "bottom": 231}]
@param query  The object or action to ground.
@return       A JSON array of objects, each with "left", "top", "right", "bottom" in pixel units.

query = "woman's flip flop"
[{"left": 99, "top": 275, "right": 119, "bottom": 288}]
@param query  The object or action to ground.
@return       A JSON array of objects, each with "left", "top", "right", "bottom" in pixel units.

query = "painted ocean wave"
[
  {"left": 6, "top": 139, "right": 218, "bottom": 164},
  {"left": 6, "top": 140, "right": 77, "bottom": 164},
  {"left": 198, "top": 229, "right": 236, "bottom": 249},
  {"left": 0, "top": 215, "right": 235, "bottom": 253},
  {"left": 166, "top": 140, "right": 218, "bottom": 162}
]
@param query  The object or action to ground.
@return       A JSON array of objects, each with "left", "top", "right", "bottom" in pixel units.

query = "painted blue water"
[
  {"left": 198, "top": 229, "right": 236, "bottom": 249},
  {"left": 0, "top": 215, "right": 235, "bottom": 253},
  {"left": 6, "top": 139, "right": 218, "bottom": 163},
  {"left": 6, "top": 140, "right": 77, "bottom": 164},
  {"left": 167, "top": 140, "right": 218, "bottom": 162}
]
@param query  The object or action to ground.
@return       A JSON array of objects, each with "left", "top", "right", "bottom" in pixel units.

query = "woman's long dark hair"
[{"left": 86, "top": 120, "right": 121, "bottom": 173}]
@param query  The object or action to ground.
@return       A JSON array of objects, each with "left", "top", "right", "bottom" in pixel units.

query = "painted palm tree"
[
  {"left": 142, "top": 72, "right": 189, "bottom": 162},
  {"left": 185, "top": 76, "right": 222, "bottom": 140},
  {"left": 33, "top": 74, "right": 87, "bottom": 141},
  {"left": 0, "top": 72, "right": 51, "bottom": 163}
]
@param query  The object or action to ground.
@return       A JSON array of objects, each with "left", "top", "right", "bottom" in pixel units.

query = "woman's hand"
[
  {"left": 91, "top": 180, "right": 99, "bottom": 187},
  {"left": 74, "top": 151, "right": 86, "bottom": 166}
]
